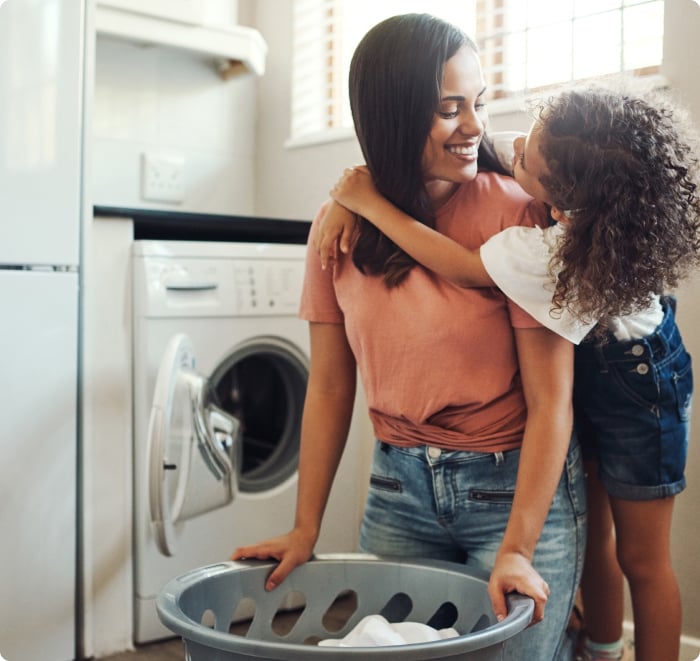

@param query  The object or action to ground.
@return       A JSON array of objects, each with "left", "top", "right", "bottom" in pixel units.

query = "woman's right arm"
[
  {"left": 487, "top": 325, "right": 574, "bottom": 623},
  {"left": 231, "top": 321, "right": 357, "bottom": 590},
  {"left": 318, "top": 167, "right": 493, "bottom": 287}
]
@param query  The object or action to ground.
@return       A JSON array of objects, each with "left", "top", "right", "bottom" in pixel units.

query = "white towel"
[{"left": 318, "top": 614, "right": 459, "bottom": 647}]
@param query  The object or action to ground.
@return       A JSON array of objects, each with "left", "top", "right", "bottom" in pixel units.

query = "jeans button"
[
  {"left": 636, "top": 363, "right": 649, "bottom": 375},
  {"left": 427, "top": 447, "right": 441, "bottom": 459},
  {"left": 631, "top": 344, "right": 645, "bottom": 356}
]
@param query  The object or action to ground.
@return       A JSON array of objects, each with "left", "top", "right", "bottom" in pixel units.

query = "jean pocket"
[
  {"left": 607, "top": 358, "right": 659, "bottom": 409},
  {"left": 369, "top": 474, "right": 402, "bottom": 493},
  {"left": 468, "top": 489, "right": 514, "bottom": 503}
]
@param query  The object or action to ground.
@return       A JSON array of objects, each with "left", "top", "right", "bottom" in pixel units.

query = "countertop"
[{"left": 94, "top": 206, "right": 311, "bottom": 244}]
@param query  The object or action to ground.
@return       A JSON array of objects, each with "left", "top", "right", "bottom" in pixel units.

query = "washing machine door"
[{"left": 147, "top": 333, "right": 241, "bottom": 557}]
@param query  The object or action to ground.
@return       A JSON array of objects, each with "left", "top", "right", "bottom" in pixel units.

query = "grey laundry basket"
[{"left": 156, "top": 553, "right": 534, "bottom": 661}]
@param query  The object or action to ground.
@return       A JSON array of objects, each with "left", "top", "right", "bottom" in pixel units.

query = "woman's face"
[{"left": 422, "top": 46, "right": 487, "bottom": 206}]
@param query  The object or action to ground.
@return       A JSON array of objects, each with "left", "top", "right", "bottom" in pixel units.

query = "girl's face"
[
  {"left": 512, "top": 122, "right": 568, "bottom": 222},
  {"left": 422, "top": 46, "right": 487, "bottom": 207}
]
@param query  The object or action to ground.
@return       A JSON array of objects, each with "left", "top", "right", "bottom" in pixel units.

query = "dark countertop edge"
[{"left": 93, "top": 206, "right": 311, "bottom": 244}]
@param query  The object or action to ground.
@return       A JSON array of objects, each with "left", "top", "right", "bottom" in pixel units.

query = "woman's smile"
[{"left": 445, "top": 142, "right": 479, "bottom": 160}]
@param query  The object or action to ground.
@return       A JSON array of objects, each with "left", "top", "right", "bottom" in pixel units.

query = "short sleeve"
[
  {"left": 298, "top": 201, "right": 345, "bottom": 324},
  {"left": 480, "top": 224, "right": 596, "bottom": 344}
]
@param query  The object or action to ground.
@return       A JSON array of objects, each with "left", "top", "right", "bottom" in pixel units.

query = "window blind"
[{"left": 290, "top": 0, "right": 663, "bottom": 143}]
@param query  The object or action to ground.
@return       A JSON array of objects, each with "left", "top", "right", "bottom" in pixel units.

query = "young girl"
[{"left": 317, "top": 86, "right": 700, "bottom": 661}]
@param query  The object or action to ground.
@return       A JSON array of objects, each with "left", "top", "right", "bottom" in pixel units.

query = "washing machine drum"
[
  {"left": 147, "top": 333, "right": 308, "bottom": 556},
  {"left": 208, "top": 336, "right": 308, "bottom": 494}
]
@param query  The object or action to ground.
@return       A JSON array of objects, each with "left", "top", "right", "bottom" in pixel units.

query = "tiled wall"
[{"left": 91, "top": 35, "right": 257, "bottom": 215}]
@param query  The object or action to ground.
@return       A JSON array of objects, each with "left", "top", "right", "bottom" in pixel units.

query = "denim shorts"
[
  {"left": 359, "top": 437, "right": 586, "bottom": 661},
  {"left": 574, "top": 296, "right": 692, "bottom": 500}
]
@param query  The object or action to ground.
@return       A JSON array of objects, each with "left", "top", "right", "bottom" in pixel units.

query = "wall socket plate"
[{"left": 141, "top": 152, "right": 185, "bottom": 203}]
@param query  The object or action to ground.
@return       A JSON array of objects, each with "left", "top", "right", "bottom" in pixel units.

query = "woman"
[{"left": 233, "top": 14, "right": 585, "bottom": 659}]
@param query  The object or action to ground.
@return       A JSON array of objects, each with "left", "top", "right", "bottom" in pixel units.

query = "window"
[
  {"left": 289, "top": 0, "right": 664, "bottom": 145},
  {"left": 478, "top": 0, "right": 664, "bottom": 100}
]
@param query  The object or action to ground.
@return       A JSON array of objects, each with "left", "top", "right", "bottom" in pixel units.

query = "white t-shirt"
[{"left": 479, "top": 223, "right": 663, "bottom": 344}]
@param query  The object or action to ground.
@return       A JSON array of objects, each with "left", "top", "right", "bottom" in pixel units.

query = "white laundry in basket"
[{"left": 318, "top": 614, "right": 459, "bottom": 647}]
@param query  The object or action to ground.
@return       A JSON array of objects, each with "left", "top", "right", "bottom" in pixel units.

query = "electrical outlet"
[{"left": 141, "top": 153, "right": 185, "bottom": 203}]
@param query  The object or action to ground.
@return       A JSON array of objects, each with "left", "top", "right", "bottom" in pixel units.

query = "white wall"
[
  {"left": 661, "top": 0, "right": 700, "bottom": 646},
  {"left": 253, "top": 2, "right": 362, "bottom": 219},
  {"left": 252, "top": 0, "right": 700, "bottom": 644},
  {"left": 91, "top": 35, "right": 257, "bottom": 215}
]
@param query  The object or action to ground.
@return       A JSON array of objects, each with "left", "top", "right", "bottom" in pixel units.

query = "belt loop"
[
  {"left": 662, "top": 294, "right": 677, "bottom": 315},
  {"left": 647, "top": 304, "right": 672, "bottom": 359},
  {"left": 647, "top": 332, "right": 668, "bottom": 359},
  {"left": 494, "top": 451, "right": 504, "bottom": 466}
]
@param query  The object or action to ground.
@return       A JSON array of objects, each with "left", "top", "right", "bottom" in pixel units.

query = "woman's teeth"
[{"left": 446, "top": 145, "right": 477, "bottom": 157}]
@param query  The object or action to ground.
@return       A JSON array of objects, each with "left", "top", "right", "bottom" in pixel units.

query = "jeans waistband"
[{"left": 577, "top": 295, "right": 679, "bottom": 363}]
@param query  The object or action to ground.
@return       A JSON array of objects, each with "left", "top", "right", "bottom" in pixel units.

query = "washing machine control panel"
[
  {"left": 233, "top": 261, "right": 302, "bottom": 315},
  {"left": 140, "top": 252, "right": 305, "bottom": 318}
]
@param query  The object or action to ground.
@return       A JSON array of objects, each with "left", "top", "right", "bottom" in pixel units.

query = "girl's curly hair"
[{"left": 535, "top": 86, "right": 700, "bottom": 327}]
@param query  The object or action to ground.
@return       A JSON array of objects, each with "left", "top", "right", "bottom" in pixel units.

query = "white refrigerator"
[{"left": 0, "top": 1, "right": 85, "bottom": 659}]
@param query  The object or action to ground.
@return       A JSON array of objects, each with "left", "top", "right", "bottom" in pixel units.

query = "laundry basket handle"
[{"left": 505, "top": 592, "right": 535, "bottom": 621}]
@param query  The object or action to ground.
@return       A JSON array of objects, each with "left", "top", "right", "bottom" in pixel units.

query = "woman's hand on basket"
[
  {"left": 230, "top": 528, "right": 316, "bottom": 591},
  {"left": 487, "top": 550, "right": 550, "bottom": 626}
]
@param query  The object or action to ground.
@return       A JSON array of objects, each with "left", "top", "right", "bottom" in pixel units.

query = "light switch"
[{"left": 141, "top": 152, "right": 186, "bottom": 203}]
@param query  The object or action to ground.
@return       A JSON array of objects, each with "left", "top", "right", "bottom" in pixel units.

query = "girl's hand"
[
  {"left": 331, "top": 165, "right": 378, "bottom": 214},
  {"left": 487, "top": 550, "right": 550, "bottom": 626},
  {"left": 231, "top": 528, "right": 316, "bottom": 591},
  {"left": 316, "top": 165, "right": 396, "bottom": 269},
  {"left": 315, "top": 165, "right": 382, "bottom": 269},
  {"left": 314, "top": 201, "right": 359, "bottom": 270}
]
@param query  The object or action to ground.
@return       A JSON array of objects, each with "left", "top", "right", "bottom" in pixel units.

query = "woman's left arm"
[{"left": 488, "top": 327, "right": 574, "bottom": 624}]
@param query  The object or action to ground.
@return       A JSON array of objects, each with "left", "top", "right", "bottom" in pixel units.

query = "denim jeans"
[
  {"left": 575, "top": 296, "right": 692, "bottom": 500},
  {"left": 359, "top": 437, "right": 586, "bottom": 660}
]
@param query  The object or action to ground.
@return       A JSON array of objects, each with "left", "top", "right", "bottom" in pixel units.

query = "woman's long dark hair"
[{"left": 348, "top": 13, "right": 505, "bottom": 287}]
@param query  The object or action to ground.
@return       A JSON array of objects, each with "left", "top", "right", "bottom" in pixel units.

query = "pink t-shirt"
[{"left": 300, "top": 172, "right": 548, "bottom": 453}]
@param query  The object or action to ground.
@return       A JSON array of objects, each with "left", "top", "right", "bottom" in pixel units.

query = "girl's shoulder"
[
  {"left": 483, "top": 223, "right": 565, "bottom": 261},
  {"left": 480, "top": 223, "right": 596, "bottom": 344}
]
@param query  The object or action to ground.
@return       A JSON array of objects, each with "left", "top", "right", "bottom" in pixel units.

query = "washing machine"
[{"left": 131, "top": 239, "right": 368, "bottom": 643}]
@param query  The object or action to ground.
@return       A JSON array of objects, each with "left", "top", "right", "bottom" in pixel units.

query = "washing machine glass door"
[
  {"left": 210, "top": 336, "right": 308, "bottom": 494},
  {"left": 147, "top": 333, "right": 241, "bottom": 557}
]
